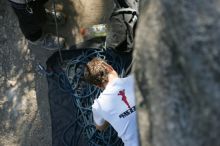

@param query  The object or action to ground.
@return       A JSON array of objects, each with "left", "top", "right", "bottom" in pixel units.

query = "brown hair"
[{"left": 84, "top": 58, "right": 113, "bottom": 86}]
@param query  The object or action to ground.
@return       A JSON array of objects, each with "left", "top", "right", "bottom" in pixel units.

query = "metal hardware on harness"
[
  {"left": 25, "top": 0, "right": 33, "bottom": 14},
  {"left": 36, "top": 63, "right": 53, "bottom": 76}
]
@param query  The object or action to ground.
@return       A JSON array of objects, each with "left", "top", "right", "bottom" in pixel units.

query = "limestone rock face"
[{"left": 133, "top": 1, "right": 220, "bottom": 146}]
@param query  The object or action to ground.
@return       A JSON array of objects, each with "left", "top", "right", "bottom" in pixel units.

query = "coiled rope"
[{"left": 48, "top": 49, "right": 125, "bottom": 146}]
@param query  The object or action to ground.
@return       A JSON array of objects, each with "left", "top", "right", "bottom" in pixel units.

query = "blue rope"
[{"left": 52, "top": 49, "right": 124, "bottom": 146}]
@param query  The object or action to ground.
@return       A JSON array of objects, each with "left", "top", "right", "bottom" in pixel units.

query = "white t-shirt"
[{"left": 92, "top": 75, "right": 139, "bottom": 146}]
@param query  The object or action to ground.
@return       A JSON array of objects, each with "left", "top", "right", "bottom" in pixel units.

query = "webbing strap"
[{"left": 111, "top": 8, "right": 138, "bottom": 17}]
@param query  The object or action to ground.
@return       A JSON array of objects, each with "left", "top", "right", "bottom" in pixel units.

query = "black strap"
[{"left": 111, "top": 8, "right": 138, "bottom": 17}]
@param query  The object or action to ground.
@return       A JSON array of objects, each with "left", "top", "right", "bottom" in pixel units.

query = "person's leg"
[
  {"left": 106, "top": 14, "right": 128, "bottom": 52},
  {"left": 10, "top": 1, "right": 46, "bottom": 41},
  {"left": 106, "top": 0, "right": 139, "bottom": 52},
  {"left": 9, "top": 0, "right": 65, "bottom": 50}
]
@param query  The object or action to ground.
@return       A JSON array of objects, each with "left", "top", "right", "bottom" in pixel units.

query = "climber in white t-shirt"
[{"left": 84, "top": 57, "right": 139, "bottom": 146}]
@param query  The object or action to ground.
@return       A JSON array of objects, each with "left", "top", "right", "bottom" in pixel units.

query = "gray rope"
[{"left": 51, "top": 0, "right": 63, "bottom": 63}]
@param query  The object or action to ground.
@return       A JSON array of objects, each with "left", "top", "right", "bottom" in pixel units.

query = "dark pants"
[
  {"left": 9, "top": 0, "right": 48, "bottom": 41},
  {"left": 106, "top": 0, "right": 139, "bottom": 52},
  {"left": 106, "top": 13, "right": 137, "bottom": 52}
]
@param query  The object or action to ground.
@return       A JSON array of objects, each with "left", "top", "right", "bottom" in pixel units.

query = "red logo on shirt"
[{"left": 118, "top": 89, "right": 131, "bottom": 109}]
